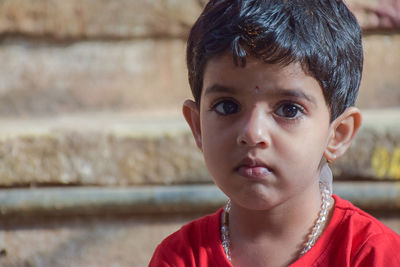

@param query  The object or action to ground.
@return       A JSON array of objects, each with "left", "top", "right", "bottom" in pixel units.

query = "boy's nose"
[{"left": 236, "top": 110, "right": 270, "bottom": 148}]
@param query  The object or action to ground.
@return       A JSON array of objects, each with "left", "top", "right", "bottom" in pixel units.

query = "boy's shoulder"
[
  {"left": 149, "top": 208, "right": 231, "bottom": 267},
  {"left": 161, "top": 208, "right": 222, "bottom": 247},
  {"left": 297, "top": 194, "right": 400, "bottom": 266},
  {"left": 333, "top": 194, "right": 398, "bottom": 236}
]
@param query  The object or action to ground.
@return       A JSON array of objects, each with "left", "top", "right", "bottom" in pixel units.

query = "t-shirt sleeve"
[
  {"left": 352, "top": 232, "right": 400, "bottom": 266},
  {"left": 148, "top": 236, "right": 194, "bottom": 267},
  {"left": 148, "top": 243, "right": 172, "bottom": 267},
  {"left": 148, "top": 210, "right": 227, "bottom": 267}
]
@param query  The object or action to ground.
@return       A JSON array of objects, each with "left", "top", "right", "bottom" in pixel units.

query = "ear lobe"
[
  {"left": 324, "top": 107, "right": 362, "bottom": 161},
  {"left": 182, "top": 99, "right": 202, "bottom": 150}
]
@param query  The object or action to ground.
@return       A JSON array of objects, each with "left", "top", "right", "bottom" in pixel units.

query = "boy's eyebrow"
[
  {"left": 204, "top": 84, "right": 316, "bottom": 104},
  {"left": 204, "top": 84, "right": 237, "bottom": 96},
  {"left": 276, "top": 89, "right": 317, "bottom": 105}
]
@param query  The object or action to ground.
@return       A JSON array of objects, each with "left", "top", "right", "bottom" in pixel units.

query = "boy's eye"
[
  {"left": 275, "top": 103, "right": 304, "bottom": 118},
  {"left": 213, "top": 100, "right": 240, "bottom": 115}
]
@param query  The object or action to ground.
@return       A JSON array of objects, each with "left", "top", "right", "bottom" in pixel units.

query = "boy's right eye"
[{"left": 212, "top": 100, "right": 240, "bottom": 115}]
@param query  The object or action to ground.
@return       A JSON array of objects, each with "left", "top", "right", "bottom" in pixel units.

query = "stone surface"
[
  {"left": 0, "top": 186, "right": 227, "bottom": 216},
  {"left": 0, "top": 213, "right": 200, "bottom": 267},
  {"left": 0, "top": 0, "right": 203, "bottom": 39},
  {"left": 0, "top": 39, "right": 191, "bottom": 116},
  {"left": 0, "top": 113, "right": 209, "bottom": 186},
  {"left": 0, "top": 34, "right": 399, "bottom": 117},
  {"left": 357, "top": 34, "right": 400, "bottom": 109},
  {"left": 0, "top": 109, "right": 398, "bottom": 187},
  {"left": 0, "top": 183, "right": 398, "bottom": 216},
  {"left": 0, "top": 0, "right": 399, "bottom": 41},
  {"left": 347, "top": 0, "right": 400, "bottom": 30}
]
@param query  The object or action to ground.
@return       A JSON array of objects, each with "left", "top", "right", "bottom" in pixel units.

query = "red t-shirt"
[{"left": 149, "top": 195, "right": 400, "bottom": 266}]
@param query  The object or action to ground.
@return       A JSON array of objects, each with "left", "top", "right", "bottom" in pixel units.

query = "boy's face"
[{"left": 191, "top": 53, "right": 334, "bottom": 210}]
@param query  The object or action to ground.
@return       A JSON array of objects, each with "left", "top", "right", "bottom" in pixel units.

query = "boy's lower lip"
[{"left": 236, "top": 166, "right": 272, "bottom": 179}]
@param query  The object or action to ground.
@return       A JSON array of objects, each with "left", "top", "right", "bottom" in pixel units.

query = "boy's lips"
[{"left": 235, "top": 157, "right": 273, "bottom": 179}]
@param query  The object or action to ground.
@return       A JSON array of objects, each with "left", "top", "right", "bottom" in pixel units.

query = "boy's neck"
[
  {"left": 228, "top": 180, "right": 324, "bottom": 265},
  {"left": 231, "top": 184, "right": 321, "bottom": 237}
]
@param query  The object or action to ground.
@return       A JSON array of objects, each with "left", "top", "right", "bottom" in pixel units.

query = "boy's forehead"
[
  {"left": 203, "top": 53, "right": 312, "bottom": 90},
  {"left": 205, "top": 53, "right": 305, "bottom": 78}
]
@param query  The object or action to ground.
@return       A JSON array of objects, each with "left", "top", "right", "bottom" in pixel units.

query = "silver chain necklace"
[{"left": 221, "top": 182, "right": 333, "bottom": 262}]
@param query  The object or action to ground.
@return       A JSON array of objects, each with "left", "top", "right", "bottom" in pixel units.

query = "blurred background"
[{"left": 0, "top": 0, "right": 399, "bottom": 266}]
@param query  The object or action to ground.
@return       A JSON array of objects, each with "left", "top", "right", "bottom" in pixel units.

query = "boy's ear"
[
  {"left": 182, "top": 100, "right": 202, "bottom": 150},
  {"left": 324, "top": 107, "right": 362, "bottom": 161}
]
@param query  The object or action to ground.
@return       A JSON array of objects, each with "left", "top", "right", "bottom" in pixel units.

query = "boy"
[{"left": 150, "top": 0, "right": 400, "bottom": 266}]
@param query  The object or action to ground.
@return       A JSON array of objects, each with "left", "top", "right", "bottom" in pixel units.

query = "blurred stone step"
[
  {"left": 0, "top": 109, "right": 399, "bottom": 187},
  {"left": 0, "top": 38, "right": 189, "bottom": 116},
  {"left": 0, "top": 111, "right": 208, "bottom": 186},
  {"left": 359, "top": 34, "right": 400, "bottom": 109},
  {"left": 0, "top": 0, "right": 398, "bottom": 40},
  {"left": 347, "top": 0, "right": 400, "bottom": 31},
  {"left": 1, "top": 182, "right": 399, "bottom": 216},
  {"left": 0, "top": 0, "right": 203, "bottom": 39},
  {"left": 0, "top": 35, "right": 399, "bottom": 117}
]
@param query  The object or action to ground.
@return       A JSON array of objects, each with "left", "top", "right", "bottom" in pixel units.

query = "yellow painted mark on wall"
[
  {"left": 371, "top": 147, "right": 390, "bottom": 179},
  {"left": 371, "top": 147, "right": 400, "bottom": 180},
  {"left": 388, "top": 148, "right": 400, "bottom": 179}
]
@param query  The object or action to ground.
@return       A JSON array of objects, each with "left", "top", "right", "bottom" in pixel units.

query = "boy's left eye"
[{"left": 274, "top": 103, "right": 304, "bottom": 118}]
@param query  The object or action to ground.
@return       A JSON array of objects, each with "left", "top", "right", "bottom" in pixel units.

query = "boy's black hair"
[{"left": 187, "top": 0, "right": 363, "bottom": 120}]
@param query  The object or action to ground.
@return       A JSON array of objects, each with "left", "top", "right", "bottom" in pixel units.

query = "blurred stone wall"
[
  {"left": 0, "top": 0, "right": 399, "bottom": 266},
  {"left": 0, "top": 0, "right": 398, "bottom": 118}
]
